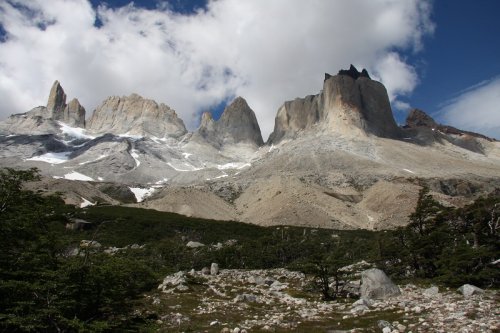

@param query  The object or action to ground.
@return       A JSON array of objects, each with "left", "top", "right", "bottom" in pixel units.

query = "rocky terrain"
[
  {"left": 143, "top": 265, "right": 499, "bottom": 332},
  {"left": 1, "top": 66, "right": 499, "bottom": 229}
]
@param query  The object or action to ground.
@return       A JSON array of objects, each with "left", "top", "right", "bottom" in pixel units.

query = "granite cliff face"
[
  {"left": 195, "top": 97, "right": 264, "bottom": 147},
  {"left": 1, "top": 68, "right": 500, "bottom": 230},
  {"left": 87, "top": 94, "right": 187, "bottom": 138},
  {"left": 268, "top": 65, "right": 400, "bottom": 143}
]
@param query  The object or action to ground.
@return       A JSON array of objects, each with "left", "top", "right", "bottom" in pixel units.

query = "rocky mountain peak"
[
  {"left": 404, "top": 108, "right": 494, "bottom": 144},
  {"left": 405, "top": 109, "right": 438, "bottom": 129},
  {"left": 47, "top": 80, "right": 67, "bottom": 119},
  {"left": 196, "top": 97, "right": 264, "bottom": 147},
  {"left": 200, "top": 111, "right": 214, "bottom": 124},
  {"left": 269, "top": 66, "right": 400, "bottom": 143},
  {"left": 0, "top": 80, "right": 86, "bottom": 134},
  {"left": 87, "top": 94, "right": 187, "bottom": 138},
  {"left": 64, "top": 98, "right": 86, "bottom": 128},
  {"left": 219, "top": 96, "right": 264, "bottom": 146}
]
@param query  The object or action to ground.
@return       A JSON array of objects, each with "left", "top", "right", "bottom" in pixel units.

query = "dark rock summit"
[
  {"left": 405, "top": 108, "right": 493, "bottom": 142},
  {"left": 269, "top": 66, "right": 400, "bottom": 143},
  {"left": 196, "top": 97, "right": 264, "bottom": 147},
  {"left": 404, "top": 108, "right": 494, "bottom": 154},
  {"left": 337, "top": 64, "right": 371, "bottom": 80},
  {"left": 405, "top": 109, "right": 438, "bottom": 129}
]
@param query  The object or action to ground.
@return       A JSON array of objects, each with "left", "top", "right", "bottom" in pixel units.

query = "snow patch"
[
  {"left": 58, "top": 122, "right": 95, "bottom": 140},
  {"left": 215, "top": 174, "right": 228, "bottom": 179},
  {"left": 167, "top": 162, "right": 204, "bottom": 172},
  {"left": 27, "top": 152, "right": 71, "bottom": 164},
  {"left": 182, "top": 152, "right": 192, "bottom": 159},
  {"left": 63, "top": 171, "right": 94, "bottom": 181},
  {"left": 129, "top": 187, "right": 156, "bottom": 202},
  {"left": 217, "top": 162, "right": 251, "bottom": 170},
  {"left": 150, "top": 136, "right": 166, "bottom": 144},
  {"left": 403, "top": 168, "right": 415, "bottom": 174},
  {"left": 118, "top": 133, "right": 143, "bottom": 140},
  {"left": 155, "top": 178, "right": 169, "bottom": 185},
  {"left": 80, "top": 197, "right": 96, "bottom": 208},
  {"left": 97, "top": 177, "right": 104, "bottom": 181},
  {"left": 268, "top": 144, "right": 275, "bottom": 152},
  {"left": 130, "top": 149, "right": 141, "bottom": 167}
]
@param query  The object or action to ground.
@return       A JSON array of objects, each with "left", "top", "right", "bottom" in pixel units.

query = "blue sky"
[
  {"left": 409, "top": 1, "right": 500, "bottom": 128},
  {"left": 0, "top": 0, "right": 499, "bottom": 139}
]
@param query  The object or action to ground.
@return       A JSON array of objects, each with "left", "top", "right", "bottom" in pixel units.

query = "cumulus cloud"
[
  {"left": 439, "top": 77, "right": 500, "bottom": 139},
  {"left": 0, "top": 0, "right": 434, "bottom": 139}
]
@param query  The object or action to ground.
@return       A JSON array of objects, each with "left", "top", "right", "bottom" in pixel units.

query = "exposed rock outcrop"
[
  {"left": 404, "top": 108, "right": 495, "bottom": 154},
  {"left": 195, "top": 97, "right": 264, "bottom": 147},
  {"left": 47, "top": 81, "right": 86, "bottom": 127},
  {"left": 405, "top": 109, "right": 438, "bottom": 129},
  {"left": 268, "top": 65, "right": 401, "bottom": 143},
  {"left": 47, "top": 80, "right": 67, "bottom": 119},
  {"left": 405, "top": 108, "right": 493, "bottom": 141},
  {"left": 63, "top": 98, "right": 86, "bottom": 128},
  {"left": 87, "top": 94, "right": 187, "bottom": 138}
]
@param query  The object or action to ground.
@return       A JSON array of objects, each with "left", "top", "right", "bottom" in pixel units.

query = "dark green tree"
[{"left": 0, "top": 168, "right": 157, "bottom": 332}]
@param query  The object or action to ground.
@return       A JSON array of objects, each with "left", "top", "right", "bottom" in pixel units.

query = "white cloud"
[
  {"left": 439, "top": 77, "right": 500, "bottom": 139},
  {"left": 372, "top": 52, "right": 418, "bottom": 102},
  {"left": 0, "top": 0, "right": 434, "bottom": 140}
]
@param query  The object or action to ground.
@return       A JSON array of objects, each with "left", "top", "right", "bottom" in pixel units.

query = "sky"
[{"left": 0, "top": 0, "right": 498, "bottom": 140}]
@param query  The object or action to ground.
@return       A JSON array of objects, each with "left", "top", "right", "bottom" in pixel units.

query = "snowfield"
[
  {"left": 63, "top": 171, "right": 94, "bottom": 181},
  {"left": 129, "top": 187, "right": 156, "bottom": 202},
  {"left": 217, "top": 162, "right": 251, "bottom": 170},
  {"left": 58, "top": 122, "right": 95, "bottom": 140},
  {"left": 27, "top": 152, "right": 71, "bottom": 164}
]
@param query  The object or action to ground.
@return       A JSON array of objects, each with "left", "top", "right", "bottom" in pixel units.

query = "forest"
[{"left": 1, "top": 168, "right": 498, "bottom": 331}]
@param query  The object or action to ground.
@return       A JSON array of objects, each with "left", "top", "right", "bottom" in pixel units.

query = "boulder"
[
  {"left": 186, "top": 241, "right": 205, "bottom": 248},
  {"left": 211, "top": 262, "right": 219, "bottom": 275},
  {"left": 158, "top": 271, "right": 188, "bottom": 292},
  {"left": 423, "top": 286, "right": 440, "bottom": 297},
  {"left": 360, "top": 268, "right": 400, "bottom": 300},
  {"left": 234, "top": 293, "right": 257, "bottom": 303},
  {"left": 458, "top": 284, "right": 484, "bottom": 298}
]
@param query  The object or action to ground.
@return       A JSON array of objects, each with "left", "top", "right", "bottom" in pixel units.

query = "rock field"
[{"left": 144, "top": 268, "right": 499, "bottom": 332}]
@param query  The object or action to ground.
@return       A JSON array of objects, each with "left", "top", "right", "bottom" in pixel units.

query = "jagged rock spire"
[
  {"left": 46, "top": 80, "right": 86, "bottom": 127},
  {"left": 47, "top": 80, "right": 67, "bottom": 119}
]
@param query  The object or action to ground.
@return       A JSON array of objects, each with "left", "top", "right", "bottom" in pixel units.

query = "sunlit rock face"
[
  {"left": 268, "top": 65, "right": 401, "bottom": 143},
  {"left": 87, "top": 93, "right": 187, "bottom": 138},
  {"left": 195, "top": 96, "right": 264, "bottom": 148}
]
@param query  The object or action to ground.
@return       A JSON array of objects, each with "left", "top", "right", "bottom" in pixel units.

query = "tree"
[{"left": 295, "top": 239, "right": 354, "bottom": 300}]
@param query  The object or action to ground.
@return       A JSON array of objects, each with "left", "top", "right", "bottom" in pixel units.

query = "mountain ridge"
[{"left": 0, "top": 66, "right": 499, "bottom": 230}]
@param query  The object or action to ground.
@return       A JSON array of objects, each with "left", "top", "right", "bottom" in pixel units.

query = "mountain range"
[{"left": 1, "top": 65, "right": 499, "bottom": 229}]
